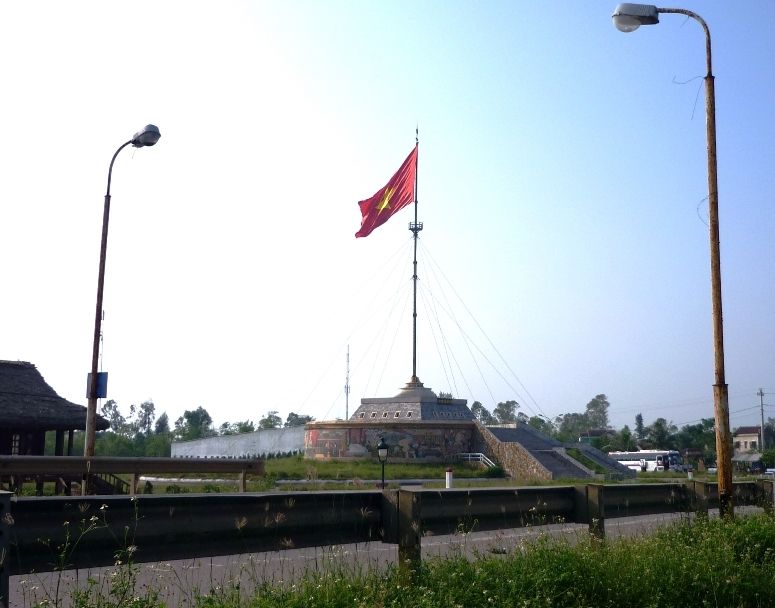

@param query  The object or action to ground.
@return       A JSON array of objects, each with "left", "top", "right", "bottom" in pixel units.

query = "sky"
[{"left": 2, "top": 1, "right": 774, "bottom": 434}]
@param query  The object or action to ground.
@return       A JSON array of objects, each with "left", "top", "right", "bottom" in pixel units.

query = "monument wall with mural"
[{"left": 304, "top": 421, "right": 474, "bottom": 460}]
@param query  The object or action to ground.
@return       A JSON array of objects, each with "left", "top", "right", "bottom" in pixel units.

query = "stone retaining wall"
[{"left": 472, "top": 422, "right": 552, "bottom": 481}]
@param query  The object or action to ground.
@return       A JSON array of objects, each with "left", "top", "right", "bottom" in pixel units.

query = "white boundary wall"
[{"left": 171, "top": 427, "right": 305, "bottom": 458}]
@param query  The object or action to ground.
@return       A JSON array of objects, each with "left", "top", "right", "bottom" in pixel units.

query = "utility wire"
[{"left": 419, "top": 241, "right": 545, "bottom": 417}]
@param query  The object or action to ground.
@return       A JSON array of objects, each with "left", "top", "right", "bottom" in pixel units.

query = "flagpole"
[{"left": 409, "top": 128, "right": 422, "bottom": 384}]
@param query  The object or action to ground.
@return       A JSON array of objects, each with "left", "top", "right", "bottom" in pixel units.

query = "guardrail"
[
  {"left": 1, "top": 480, "right": 772, "bottom": 607},
  {"left": 0, "top": 456, "right": 265, "bottom": 496}
]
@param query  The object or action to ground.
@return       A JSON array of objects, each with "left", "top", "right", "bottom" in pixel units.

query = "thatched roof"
[{"left": 0, "top": 360, "right": 109, "bottom": 431}]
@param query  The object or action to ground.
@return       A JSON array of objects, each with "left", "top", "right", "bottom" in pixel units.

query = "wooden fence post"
[
  {"left": 691, "top": 480, "right": 710, "bottom": 517},
  {"left": 380, "top": 489, "right": 399, "bottom": 544},
  {"left": 586, "top": 484, "right": 605, "bottom": 541},
  {"left": 398, "top": 488, "right": 422, "bottom": 580},
  {"left": 757, "top": 479, "right": 774, "bottom": 514},
  {"left": 0, "top": 491, "right": 11, "bottom": 608},
  {"left": 573, "top": 485, "right": 589, "bottom": 527}
]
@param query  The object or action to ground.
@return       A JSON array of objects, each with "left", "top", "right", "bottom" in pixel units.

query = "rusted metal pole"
[
  {"left": 84, "top": 191, "right": 112, "bottom": 459},
  {"left": 659, "top": 6, "right": 733, "bottom": 518},
  {"left": 84, "top": 140, "right": 132, "bottom": 461}
]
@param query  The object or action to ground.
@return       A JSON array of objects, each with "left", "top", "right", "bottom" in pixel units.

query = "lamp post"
[
  {"left": 84, "top": 125, "right": 161, "bottom": 459},
  {"left": 377, "top": 437, "right": 389, "bottom": 489},
  {"left": 612, "top": 4, "right": 733, "bottom": 517}
]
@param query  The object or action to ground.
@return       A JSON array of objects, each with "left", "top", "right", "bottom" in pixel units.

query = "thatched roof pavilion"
[{"left": 0, "top": 360, "right": 109, "bottom": 455}]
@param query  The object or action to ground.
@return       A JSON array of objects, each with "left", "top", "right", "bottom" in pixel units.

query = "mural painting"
[{"left": 305, "top": 425, "right": 473, "bottom": 460}]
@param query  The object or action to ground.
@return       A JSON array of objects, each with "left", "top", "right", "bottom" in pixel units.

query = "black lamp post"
[
  {"left": 377, "top": 437, "right": 389, "bottom": 489},
  {"left": 84, "top": 125, "right": 161, "bottom": 459}
]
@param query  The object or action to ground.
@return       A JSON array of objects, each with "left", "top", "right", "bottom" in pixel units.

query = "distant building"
[
  {"left": 733, "top": 426, "right": 761, "bottom": 453},
  {"left": 305, "top": 379, "right": 474, "bottom": 460}
]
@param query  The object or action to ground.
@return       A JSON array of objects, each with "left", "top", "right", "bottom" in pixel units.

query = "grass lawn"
[{"left": 262, "top": 455, "right": 498, "bottom": 480}]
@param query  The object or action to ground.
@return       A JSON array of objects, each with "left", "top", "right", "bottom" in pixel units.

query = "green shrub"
[
  {"left": 164, "top": 484, "right": 189, "bottom": 494},
  {"left": 227, "top": 513, "right": 775, "bottom": 608},
  {"left": 481, "top": 464, "right": 505, "bottom": 478}
]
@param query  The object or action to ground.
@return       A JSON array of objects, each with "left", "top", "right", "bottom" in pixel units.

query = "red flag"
[{"left": 355, "top": 145, "right": 417, "bottom": 238}]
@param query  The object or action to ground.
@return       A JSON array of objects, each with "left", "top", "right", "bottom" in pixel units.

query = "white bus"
[{"left": 608, "top": 450, "right": 686, "bottom": 472}]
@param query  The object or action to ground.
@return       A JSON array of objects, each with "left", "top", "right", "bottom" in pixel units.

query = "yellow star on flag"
[{"left": 377, "top": 187, "right": 395, "bottom": 214}]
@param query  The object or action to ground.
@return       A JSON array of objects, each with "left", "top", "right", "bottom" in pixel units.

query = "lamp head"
[
  {"left": 131, "top": 124, "right": 161, "bottom": 147},
  {"left": 377, "top": 437, "right": 389, "bottom": 460},
  {"left": 612, "top": 3, "right": 659, "bottom": 32}
]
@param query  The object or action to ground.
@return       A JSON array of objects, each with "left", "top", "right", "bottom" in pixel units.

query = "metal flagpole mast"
[
  {"left": 345, "top": 345, "right": 350, "bottom": 420},
  {"left": 409, "top": 127, "right": 422, "bottom": 383}
]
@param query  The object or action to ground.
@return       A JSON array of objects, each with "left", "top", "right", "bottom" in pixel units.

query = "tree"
[
  {"left": 527, "top": 415, "right": 555, "bottom": 437},
  {"left": 675, "top": 418, "right": 716, "bottom": 465},
  {"left": 100, "top": 399, "right": 128, "bottom": 436},
  {"left": 143, "top": 433, "right": 171, "bottom": 457},
  {"left": 134, "top": 400, "right": 156, "bottom": 436},
  {"left": 219, "top": 420, "right": 256, "bottom": 435},
  {"left": 235, "top": 420, "right": 256, "bottom": 433},
  {"left": 285, "top": 412, "right": 314, "bottom": 427},
  {"left": 174, "top": 407, "right": 214, "bottom": 441},
  {"left": 609, "top": 425, "right": 637, "bottom": 452},
  {"left": 95, "top": 432, "right": 136, "bottom": 457},
  {"left": 154, "top": 412, "right": 170, "bottom": 435},
  {"left": 761, "top": 447, "right": 775, "bottom": 468},
  {"left": 585, "top": 394, "right": 610, "bottom": 429},
  {"left": 79, "top": 399, "right": 171, "bottom": 456},
  {"left": 645, "top": 417, "right": 677, "bottom": 449},
  {"left": 258, "top": 411, "right": 282, "bottom": 429},
  {"left": 675, "top": 418, "right": 715, "bottom": 451},
  {"left": 555, "top": 412, "right": 589, "bottom": 443},
  {"left": 493, "top": 400, "right": 519, "bottom": 425},
  {"left": 764, "top": 417, "right": 775, "bottom": 451},
  {"left": 470, "top": 401, "right": 496, "bottom": 425},
  {"left": 635, "top": 413, "right": 645, "bottom": 442}
]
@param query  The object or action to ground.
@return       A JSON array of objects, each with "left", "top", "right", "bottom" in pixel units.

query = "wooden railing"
[
  {"left": 93, "top": 471, "right": 130, "bottom": 494},
  {"left": 0, "top": 456, "right": 264, "bottom": 496}
]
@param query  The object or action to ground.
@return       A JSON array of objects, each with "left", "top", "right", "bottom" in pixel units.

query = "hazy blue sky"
[{"left": 2, "top": 1, "right": 773, "bottom": 433}]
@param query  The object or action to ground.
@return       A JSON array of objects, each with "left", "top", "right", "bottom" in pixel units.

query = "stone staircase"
[{"left": 474, "top": 422, "right": 634, "bottom": 481}]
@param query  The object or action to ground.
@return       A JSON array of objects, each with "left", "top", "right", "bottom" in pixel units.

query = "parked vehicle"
[{"left": 608, "top": 449, "right": 687, "bottom": 472}]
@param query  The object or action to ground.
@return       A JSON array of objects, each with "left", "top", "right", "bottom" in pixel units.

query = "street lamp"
[
  {"left": 377, "top": 437, "right": 389, "bottom": 489},
  {"left": 612, "top": 4, "right": 733, "bottom": 517},
  {"left": 84, "top": 125, "right": 161, "bottom": 459}
]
